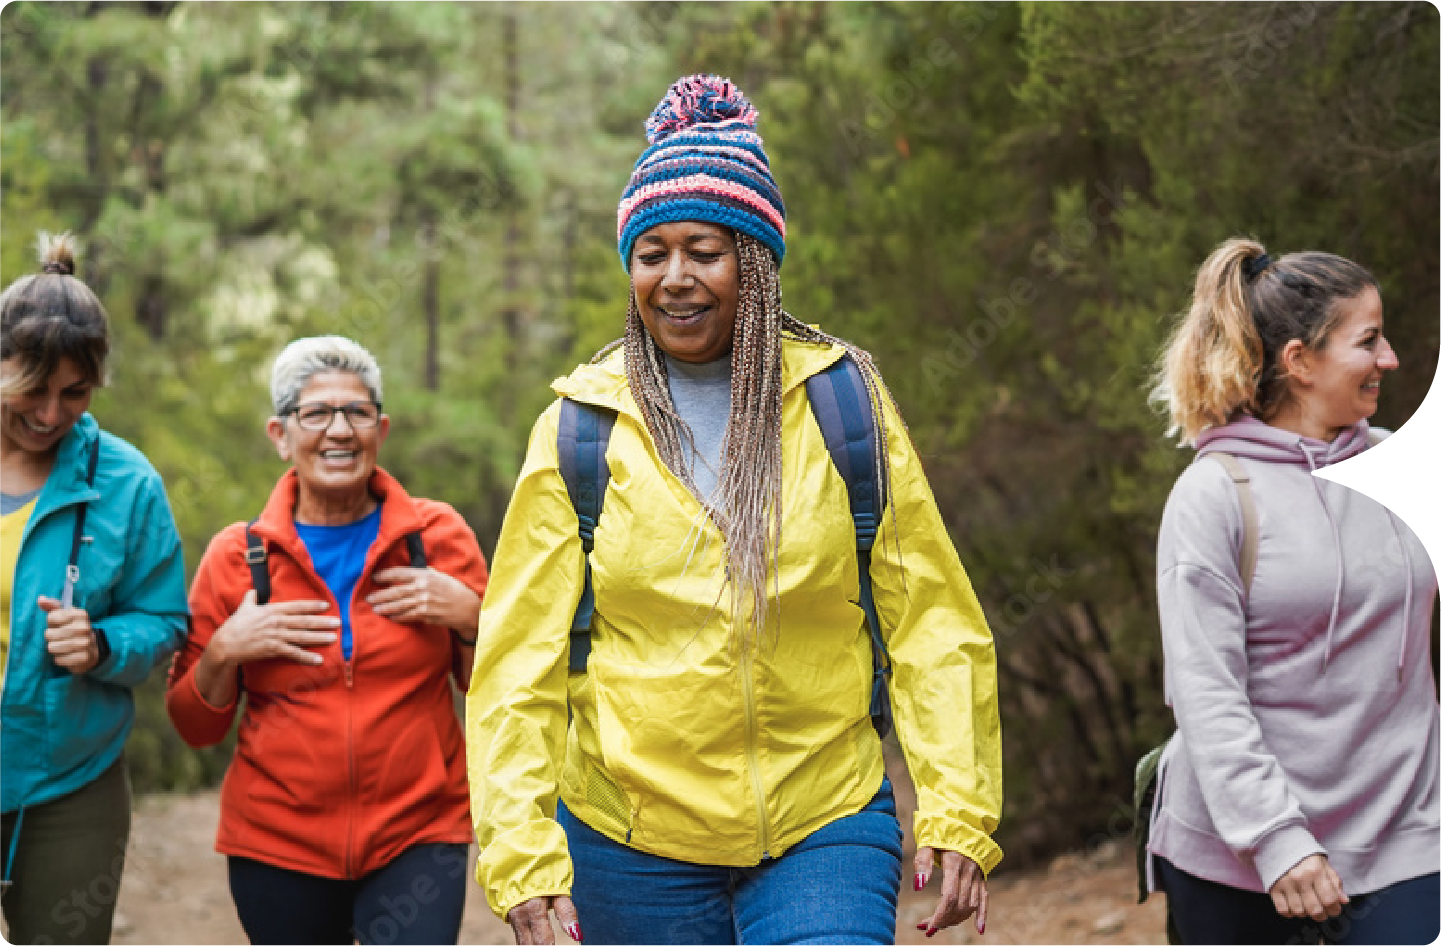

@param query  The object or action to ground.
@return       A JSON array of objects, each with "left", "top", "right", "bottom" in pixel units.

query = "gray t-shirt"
[
  {"left": 664, "top": 353, "right": 732, "bottom": 503},
  {"left": 1, "top": 488, "right": 42, "bottom": 516}
]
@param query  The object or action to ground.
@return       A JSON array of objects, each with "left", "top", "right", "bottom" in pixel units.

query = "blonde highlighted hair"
[
  {"left": 1152, "top": 237, "right": 1377, "bottom": 444},
  {"left": 0, "top": 232, "right": 110, "bottom": 398}
]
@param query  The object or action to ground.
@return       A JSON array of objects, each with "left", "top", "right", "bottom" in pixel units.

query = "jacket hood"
[
  {"left": 1196, "top": 413, "right": 1411, "bottom": 676},
  {"left": 1195, "top": 414, "right": 1372, "bottom": 468},
  {"left": 49, "top": 412, "right": 102, "bottom": 494},
  {"left": 551, "top": 336, "right": 846, "bottom": 417}
]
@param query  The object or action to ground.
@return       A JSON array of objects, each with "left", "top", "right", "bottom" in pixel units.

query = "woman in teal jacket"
[{"left": 0, "top": 234, "right": 188, "bottom": 945}]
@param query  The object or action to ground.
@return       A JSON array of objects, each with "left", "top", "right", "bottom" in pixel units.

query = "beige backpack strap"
[{"left": 1206, "top": 452, "right": 1258, "bottom": 596}]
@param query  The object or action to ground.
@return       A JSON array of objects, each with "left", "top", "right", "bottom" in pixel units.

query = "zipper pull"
[{"left": 344, "top": 661, "right": 353, "bottom": 688}]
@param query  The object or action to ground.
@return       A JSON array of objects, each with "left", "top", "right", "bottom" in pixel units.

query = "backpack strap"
[
  {"left": 60, "top": 436, "right": 101, "bottom": 609},
  {"left": 805, "top": 354, "right": 893, "bottom": 739},
  {"left": 405, "top": 531, "right": 427, "bottom": 568},
  {"left": 244, "top": 520, "right": 271, "bottom": 606},
  {"left": 1204, "top": 452, "right": 1258, "bottom": 596},
  {"left": 246, "top": 520, "right": 424, "bottom": 610},
  {"left": 558, "top": 398, "right": 617, "bottom": 674},
  {"left": 50, "top": 437, "right": 101, "bottom": 677}
]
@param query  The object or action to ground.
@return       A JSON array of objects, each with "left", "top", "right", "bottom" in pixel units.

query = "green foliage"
[
  {"left": 3, "top": 1, "right": 1434, "bottom": 869},
  {"left": 664, "top": 0, "right": 1437, "bottom": 865}
]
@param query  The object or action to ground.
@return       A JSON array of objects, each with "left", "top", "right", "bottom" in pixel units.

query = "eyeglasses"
[{"left": 286, "top": 401, "right": 382, "bottom": 431}]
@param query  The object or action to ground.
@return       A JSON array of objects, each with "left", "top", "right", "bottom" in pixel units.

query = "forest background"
[{"left": 2, "top": 1, "right": 1437, "bottom": 870}]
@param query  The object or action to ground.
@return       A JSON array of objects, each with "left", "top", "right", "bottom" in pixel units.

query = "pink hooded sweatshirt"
[{"left": 1147, "top": 415, "right": 1438, "bottom": 896}]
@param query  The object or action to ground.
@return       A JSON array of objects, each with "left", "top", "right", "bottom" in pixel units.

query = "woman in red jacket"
[{"left": 167, "top": 335, "right": 489, "bottom": 945}]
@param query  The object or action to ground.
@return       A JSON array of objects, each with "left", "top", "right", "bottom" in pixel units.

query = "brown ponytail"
[
  {"left": 1152, "top": 236, "right": 1377, "bottom": 444},
  {"left": 0, "top": 232, "right": 110, "bottom": 398}
]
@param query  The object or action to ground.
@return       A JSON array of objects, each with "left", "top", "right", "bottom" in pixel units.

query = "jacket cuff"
[
  {"left": 188, "top": 667, "right": 238, "bottom": 714},
  {"left": 479, "top": 818, "right": 574, "bottom": 920},
  {"left": 1253, "top": 822, "right": 1325, "bottom": 892},
  {"left": 913, "top": 813, "right": 1004, "bottom": 877},
  {"left": 92, "top": 628, "right": 113, "bottom": 672}
]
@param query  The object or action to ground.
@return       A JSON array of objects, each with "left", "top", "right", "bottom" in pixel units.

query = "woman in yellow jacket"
[{"left": 466, "top": 75, "right": 1002, "bottom": 946}]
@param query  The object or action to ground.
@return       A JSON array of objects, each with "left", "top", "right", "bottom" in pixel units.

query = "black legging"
[
  {"left": 1157, "top": 856, "right": 1440, "bottom": 945},
  {"left": 228, "top": 843, "right": 468, "bottom": 945}
]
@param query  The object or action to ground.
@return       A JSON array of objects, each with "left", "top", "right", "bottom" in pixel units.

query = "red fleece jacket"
[{"left": 167, "top": 468, "right": 488, "bottom": 879}]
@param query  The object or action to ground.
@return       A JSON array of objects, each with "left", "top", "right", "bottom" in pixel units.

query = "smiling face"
[
  {"left": 630, "top": 221, "right": 740, "bottom": 364},
  {"left": 1288, "top": 287, "right": 1398, "bottom": 433},
  {"left": 0, "top": 356, "right": 94, "bottom": 459},
  {"left": 266, "top": 370, "right": 389, "bottom": 500}
]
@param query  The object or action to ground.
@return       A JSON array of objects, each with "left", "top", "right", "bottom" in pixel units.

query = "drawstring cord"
[
  {"left": 2, "top": 806, "right": 24, "bottom": 891},
  {"left": 1298, "top": 442, "right": 1344, "bottom": 672},
  {"left": 1385, "top": 510, "right": 1415, "bottom": 683}
]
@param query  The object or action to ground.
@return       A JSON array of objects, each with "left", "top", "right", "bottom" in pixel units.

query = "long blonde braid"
[{"left": 594, "top": 232, "right": 902, "bottom": 649}]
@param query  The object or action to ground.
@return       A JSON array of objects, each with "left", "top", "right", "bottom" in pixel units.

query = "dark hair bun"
[{"left": 37, "top": 231, "right": 78, "bottom": 276}]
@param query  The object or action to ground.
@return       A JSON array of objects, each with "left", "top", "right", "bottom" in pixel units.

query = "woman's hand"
[
  {"left": 368, "top": 566, "right": 482, "bottom": 633},
  {"left": 193, "top": 590, "right": 338, "bottom": 708},
  {"left": 38, "top": 595, "right": 99, "bottom": 673},
  {"left": 1270, "top": 853, "right": 1348, "bottom": 922},
  {"left": 209, "top": 590, "right": 339, "bottom": 667},
  {"left": 508, "top": 895, "right": 581, "bottom": 945},
  {"left": 913, "top": 847, "right": 988, "bottom": 937}
]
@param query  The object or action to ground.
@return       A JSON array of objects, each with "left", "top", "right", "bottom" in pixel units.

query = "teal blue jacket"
[{"left": 1, "top": 413, "right": 188, "bottom": 813}]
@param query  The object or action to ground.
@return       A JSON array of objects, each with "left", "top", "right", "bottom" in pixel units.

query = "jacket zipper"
[
  {"left": 342, "top": 587, "right": 356, "bottom": 878},
  {"left": 739, "top": 646, "right": 771, "bottom": 859},
  {"left": 344, "top": 667, "right": 355, "bottom": 878},
  {"left": 2, "top": 490, "right": 87, "bottom": 705}
]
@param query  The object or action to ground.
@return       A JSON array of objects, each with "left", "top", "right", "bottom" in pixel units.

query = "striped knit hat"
[{"left": 617, "top": 75, "right": 786, "bottom": 271}]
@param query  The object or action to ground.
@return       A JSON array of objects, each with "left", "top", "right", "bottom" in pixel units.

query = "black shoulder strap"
[
  {"left": 246, "top": 520, "right": 424, "bottom": 608},
  {"left": 64, "top": 436, "right": 102, "bottom": 595},
  {"left": 244, "top": 520, "right": 271, "bottom": 606},
  {"left": 804, "top": 354, "right": 893, "bottom": 739},
  {"left": 405, "top": 531, "right": 427, "bottom": 568},
  {"left": 558, "top": 398, "right": 617, "bottom": 674}
]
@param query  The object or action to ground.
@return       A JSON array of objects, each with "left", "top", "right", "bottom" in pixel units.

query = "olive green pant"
[{"left": 1, "top": 758, "right": 132, "bottom": 945}]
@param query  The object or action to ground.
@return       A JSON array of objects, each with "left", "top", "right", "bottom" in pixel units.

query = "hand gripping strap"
[
  {"left": 805, "top": 355, "right": 893, "bottom": 739},
  {"left": 558, "top": 399, "right": 617, "bottom": 674},
  {"left": 51, "top": 438, "right": 101, "bottom": 678}
]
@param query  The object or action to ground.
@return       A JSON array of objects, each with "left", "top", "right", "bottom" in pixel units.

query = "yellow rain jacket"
[{"left": 466, "top": 337, "right": 1002, "bottom": 919}]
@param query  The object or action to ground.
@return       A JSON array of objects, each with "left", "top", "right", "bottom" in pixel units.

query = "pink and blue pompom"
[
  {"left": 644, "top": 75, "right": 759, "bottom": 144},
  {"left": 619, "top": 75, "right": 785, "bottom": 271}
]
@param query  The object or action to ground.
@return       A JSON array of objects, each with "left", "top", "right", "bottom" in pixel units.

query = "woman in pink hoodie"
[{"left": 1145, "top": 238, "right": 1438, "bottom": 944}]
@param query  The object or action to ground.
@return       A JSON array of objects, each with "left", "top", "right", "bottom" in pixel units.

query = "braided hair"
[{"left": 593, "top": 232, "right": 902, "bottom": 649}]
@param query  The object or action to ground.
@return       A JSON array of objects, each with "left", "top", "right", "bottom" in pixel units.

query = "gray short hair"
[{"left": 270, "top": 335, "right": 383, "bottom": 416}]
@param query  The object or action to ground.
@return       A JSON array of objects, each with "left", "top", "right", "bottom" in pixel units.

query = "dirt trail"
[{"left": 111, "top": 784, "right": 1166, "bottom": 945}]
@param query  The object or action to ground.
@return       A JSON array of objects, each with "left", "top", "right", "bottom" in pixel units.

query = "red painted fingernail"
[
  {"left": 567, "top": 922, "right": 582, "bottom": 943},
  {"left": 916, "top": 923, "right": 928, "bottom": 930},
  {"left": 925, "top": 931, "right": 937, "bottom": 939},
  {"left": 979, "top": 921, "right": 985, "bottom": 935}
]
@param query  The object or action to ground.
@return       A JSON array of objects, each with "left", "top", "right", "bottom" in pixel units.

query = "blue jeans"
[
  {"left": 228, "top": 843, "right": 469, "bottom": 945},
  {"left": 558, "top": 777, "right": 903, "bottom": 945},
  {"left": 1158, "top": 856, "right": 1441, "bottom": 945}
]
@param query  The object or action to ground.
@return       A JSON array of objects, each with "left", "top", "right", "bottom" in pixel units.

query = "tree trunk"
[
  {"left": 423, "top": 216, "right": 440, "bottom": 391},
  {"left": 501, "top": 9, "right": 522, "bottom": 364}
]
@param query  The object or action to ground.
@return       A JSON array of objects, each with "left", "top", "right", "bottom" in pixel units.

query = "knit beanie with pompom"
[{"left": 616, "top": 74, "right": 786, "bottom": 271}]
